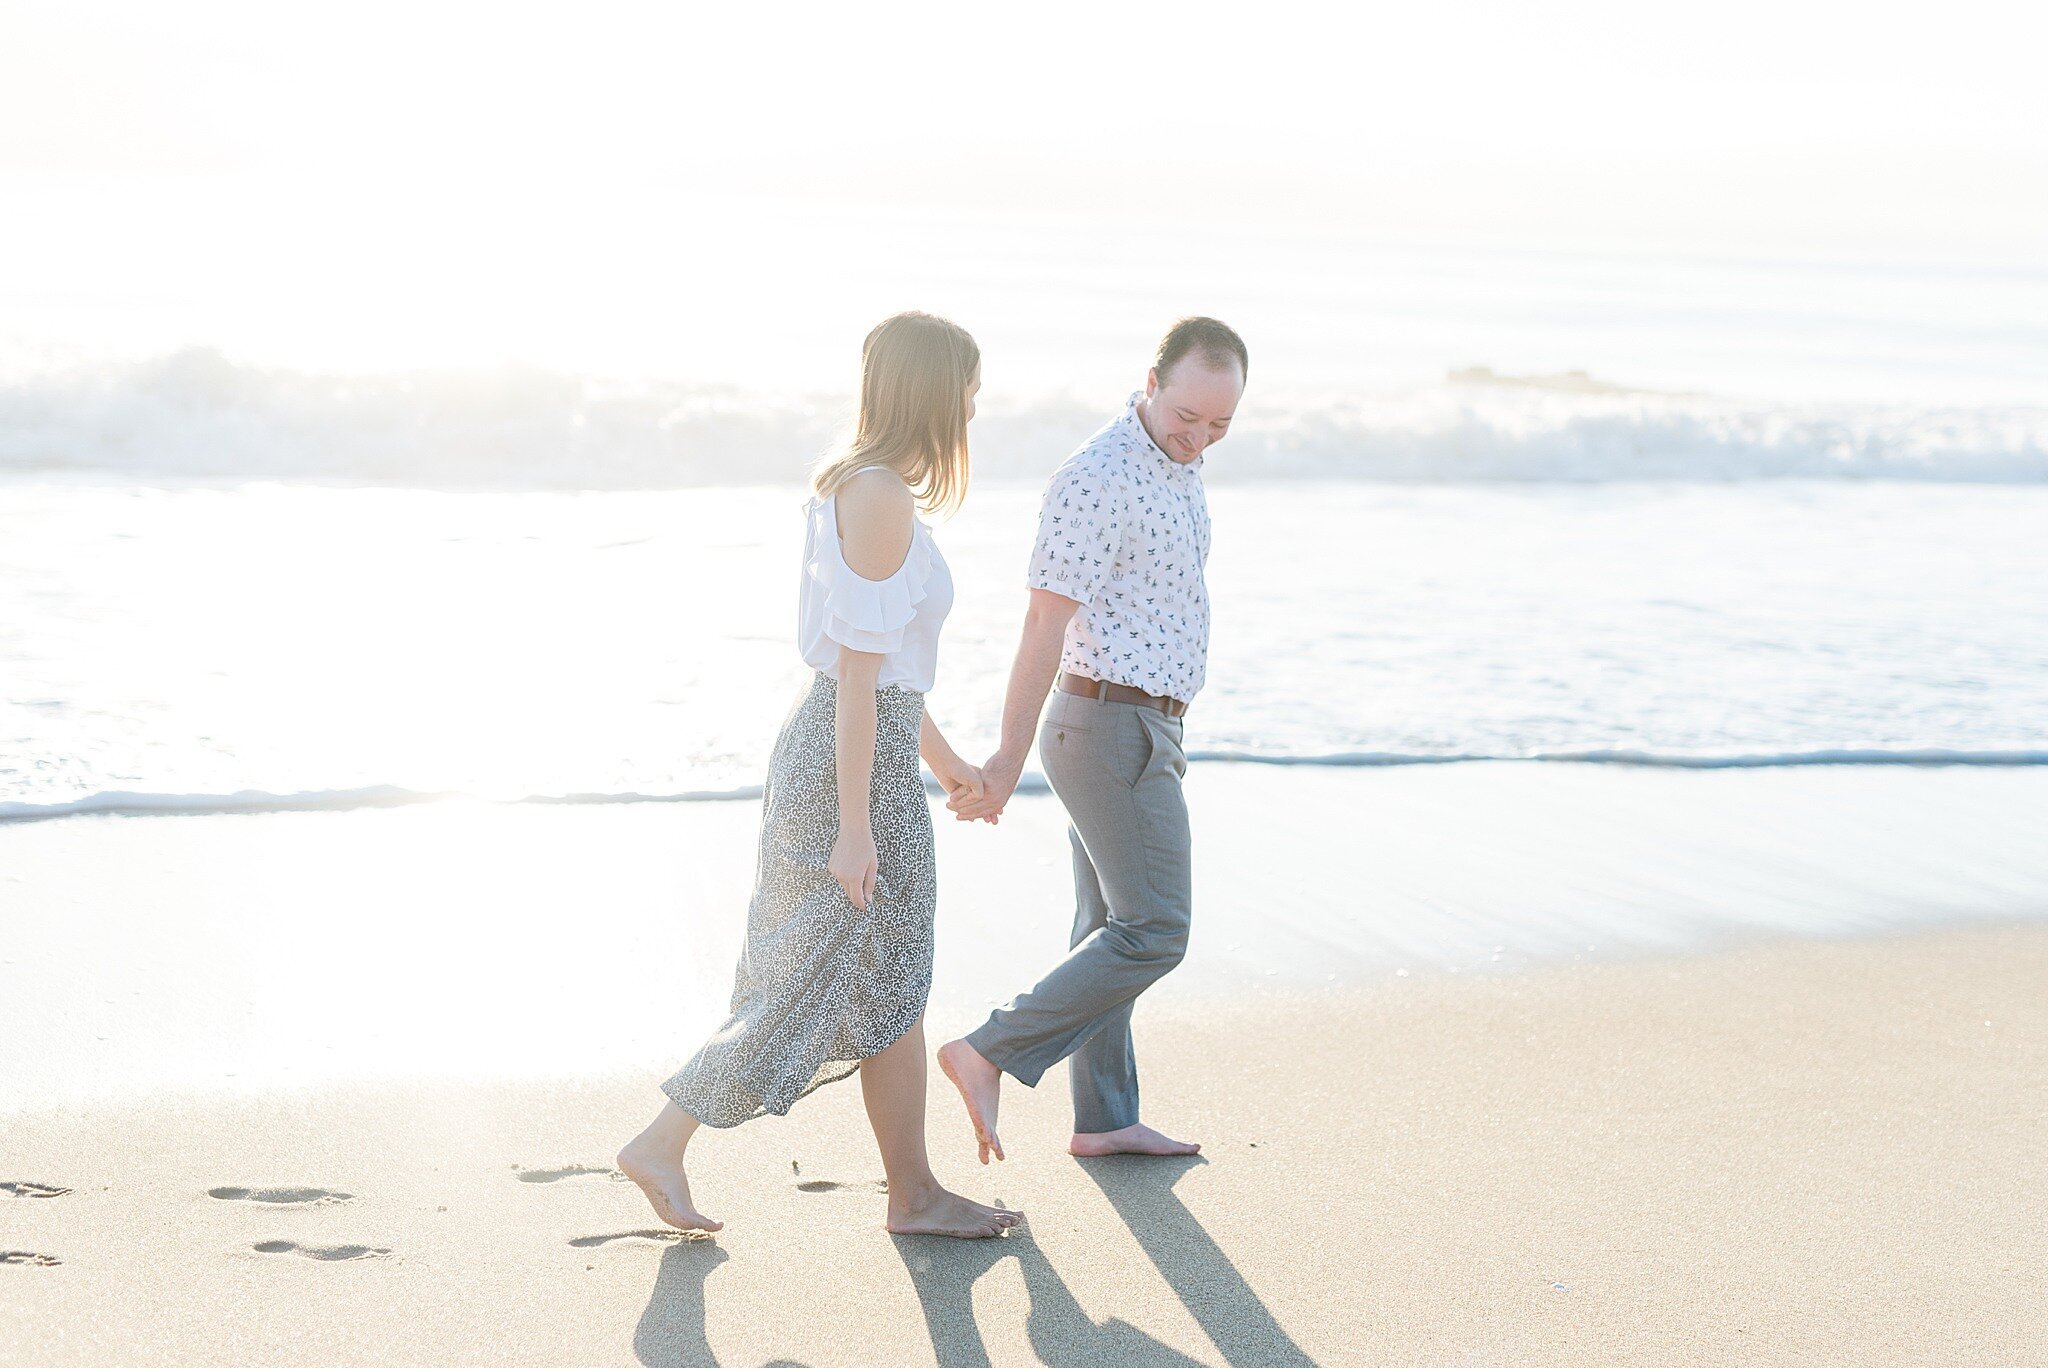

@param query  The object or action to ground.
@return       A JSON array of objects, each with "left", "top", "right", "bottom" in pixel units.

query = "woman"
[{"left": 617, "top": 312, "right": 1020, "bottom": 1240}]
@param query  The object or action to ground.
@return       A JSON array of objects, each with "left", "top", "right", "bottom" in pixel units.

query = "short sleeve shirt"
[{"left": 1025, "top": 392, "right": 1212, "bottom": 702}]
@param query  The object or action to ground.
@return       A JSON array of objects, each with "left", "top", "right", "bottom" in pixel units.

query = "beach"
[
  {"left": 7, "top": 5, "right": 2048, "bottom": 1365},
  {"left": 6, "top": 764, "right": 2047, "bottom": 1366}
]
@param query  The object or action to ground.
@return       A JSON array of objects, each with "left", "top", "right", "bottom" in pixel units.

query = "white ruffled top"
[{"left": 797, "top": 476, "right": 953, "bottom": 693}]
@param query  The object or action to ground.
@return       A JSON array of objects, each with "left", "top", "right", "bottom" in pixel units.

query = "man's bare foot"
[
  {"left": 1069, "top": 1123, "right": 1201, "bottom": 1157},
  {"left": 936, "top": 1038, "right": 1005, "bottom": 1164},
  {"left": 885, "top": 1182, "right": 1021, "bottom": 1239},
  {"left": 616, "top": 1141, "right": 722, "bottom": 1233}
]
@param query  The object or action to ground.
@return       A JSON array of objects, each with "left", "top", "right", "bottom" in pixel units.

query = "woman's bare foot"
[
  {"left": 884, "top": 1181, "right": 1021, "bottom": 1239},
  {"left": 936, "top": 1038, "right": 1005, "bottom": 1163},
  {"left": 1068, "top": 1123, "right": 1201, "bottom": 1157},
  {"left": 614, "top": 1131, "right": 720, "bottom": 1229}
]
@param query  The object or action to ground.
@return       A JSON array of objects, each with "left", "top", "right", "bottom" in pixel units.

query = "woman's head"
[{"left": 814, "top": 311, "right": 980, "bottom": 515}]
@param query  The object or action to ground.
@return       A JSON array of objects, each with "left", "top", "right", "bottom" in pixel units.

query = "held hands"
[
  {"left": 828, "top": 824, "right": 879, "bottom": 910},
  {"left": 930, "top": 754, "right": 996, "bottom": 825},
  {"left": 949, "top": 749, "right": 1023, "bottom": 824}
]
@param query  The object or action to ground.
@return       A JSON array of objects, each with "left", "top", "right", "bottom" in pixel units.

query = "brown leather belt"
[{"left": 1057, "top": 672, "right": 1190, "bottom": 718}]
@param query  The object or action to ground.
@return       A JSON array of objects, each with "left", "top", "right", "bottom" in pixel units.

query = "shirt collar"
[{"left": 1123, "top": 391, "right": 1200, "bottom": 475}]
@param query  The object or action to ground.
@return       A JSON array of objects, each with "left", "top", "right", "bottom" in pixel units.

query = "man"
[{"left": 938, "top": 317, "right": 1247, "bottom": 1163}]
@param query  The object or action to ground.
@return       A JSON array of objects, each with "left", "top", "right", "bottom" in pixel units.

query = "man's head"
[{"left": 1140, "top": 317, "right": 1247, "bottom": 465}]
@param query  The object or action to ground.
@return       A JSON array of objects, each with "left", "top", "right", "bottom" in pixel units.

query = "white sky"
[
  {"left": 1, "top": 0, "right": 2044, "bottom": 391},
  {"left": 8, "top": 2, "right": 2043, "bottom": 224}
]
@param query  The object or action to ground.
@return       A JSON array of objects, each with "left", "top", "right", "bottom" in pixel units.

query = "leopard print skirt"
[{"left": 662, "top": 673, "right": 935, "bottom": 1128}]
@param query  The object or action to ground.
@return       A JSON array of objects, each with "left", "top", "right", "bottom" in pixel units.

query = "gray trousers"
[{"left": 965, "top": 690, "right": 1191, "bottom": 1133}]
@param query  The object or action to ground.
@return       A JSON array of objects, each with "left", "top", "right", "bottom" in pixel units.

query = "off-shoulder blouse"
[{"left": 796, "top": 472, "right": 953, "bottom": 693}]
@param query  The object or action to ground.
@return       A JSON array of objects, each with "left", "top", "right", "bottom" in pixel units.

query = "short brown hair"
[{"left": 1154, "top": 317, "right": 1248, "bottom": 385}]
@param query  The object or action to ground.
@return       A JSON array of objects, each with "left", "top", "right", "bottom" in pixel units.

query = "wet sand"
[{"left": 7, "top": 762, "right": 2047, "bottom": 1111}]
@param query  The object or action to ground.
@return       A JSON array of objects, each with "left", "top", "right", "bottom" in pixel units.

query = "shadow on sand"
[
  {"left": 1076, "top": 1154, "right": 1314, "bottom": 1367},
  {"left": 893, "top": 1154, "right": 1314, "bottom": 1368},
  {"left": 633, "top": 1239, "right": 730, "bottom": 1368},
  {"left": 632, "top": 1156, "right": 1311, "bottom": 1367},
  {"left": 893, "top": 1223, "right": 1202, "bottom": 1368}
]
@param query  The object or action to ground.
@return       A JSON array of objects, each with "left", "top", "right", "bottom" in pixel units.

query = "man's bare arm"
[{"left": 950, "top": 589, "right": 1080, "bottom": 821}]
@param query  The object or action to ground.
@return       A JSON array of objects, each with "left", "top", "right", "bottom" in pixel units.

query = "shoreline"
[{"left": 10, "top": 747, "right": 2048, "bottom": 825}]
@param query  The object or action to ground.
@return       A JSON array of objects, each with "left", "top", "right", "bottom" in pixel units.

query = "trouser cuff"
[
  {"left": 1071, "top": 1102, "right": 1138, "bottom": 1134},
  {"left": 964, "top": 1022, "right": 1048, "bottom": 1088}
]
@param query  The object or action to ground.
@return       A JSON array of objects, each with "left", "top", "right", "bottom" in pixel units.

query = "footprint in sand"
[
  {"left": 2, "top": 1182, "right": 72, "bottom": 1199},
  {"left": 515, "top": 1165, "right": 623, "bottom": 1184},
  {"left": 252, "top": 1241, "right": 389, "bottom": 1261},
  {"left": 2, "top": 1250, "right": 62, "bottom": 1266},
  {"left": 568, "top": 1229, "right": 706, "bottom": 1248},
  {"left": 795, "top": 1179, "right": 889, "bottom": 1195},
  {"left": 209, "top": 1186, "right": 353, "bottom": 1205}
]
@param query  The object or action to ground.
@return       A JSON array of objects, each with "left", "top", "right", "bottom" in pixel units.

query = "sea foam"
[
  {"left": 2, "top": 350, "right": 2043, "bottom": 486},
  {"left": 10, "top": 749, "right": 2048, "bottom": 825}
]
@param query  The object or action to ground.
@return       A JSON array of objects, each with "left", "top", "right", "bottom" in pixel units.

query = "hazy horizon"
[{"left": 3, "top": 0, "right": 2045, "bottom": 416}]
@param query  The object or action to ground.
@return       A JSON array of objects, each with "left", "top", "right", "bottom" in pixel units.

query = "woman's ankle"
[
  {"left": 884, "top": 1172, "right": 944, "bottom": 1208},
  {"left": 626, "top": 1107, "right": 698, "bottom": 1160}
]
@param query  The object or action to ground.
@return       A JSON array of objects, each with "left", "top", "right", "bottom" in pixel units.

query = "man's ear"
[{"left": 1144, "top": 367, "right": 1159, "bottom": 398}]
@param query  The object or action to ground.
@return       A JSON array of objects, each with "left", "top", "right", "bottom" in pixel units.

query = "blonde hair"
[{"left": 812, "top": 311, "right": 978, "bottom": 516}]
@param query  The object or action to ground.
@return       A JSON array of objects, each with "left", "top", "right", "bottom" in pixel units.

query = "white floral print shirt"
[{"left": 1025, "top": 392, "right": 1212, "bottom": 702}]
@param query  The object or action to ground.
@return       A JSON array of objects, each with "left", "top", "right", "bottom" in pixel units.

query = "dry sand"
[{"left": 6, "top": 919, "right": 2046, "bottom": 1366}]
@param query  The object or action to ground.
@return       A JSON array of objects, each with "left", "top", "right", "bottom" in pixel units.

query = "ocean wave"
[
  {"left": 1, "top": 349, "right": 2044, "bottom": 485},
  {"left": 9, "top": 749, "right": 2046, "bottom": 823}
]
